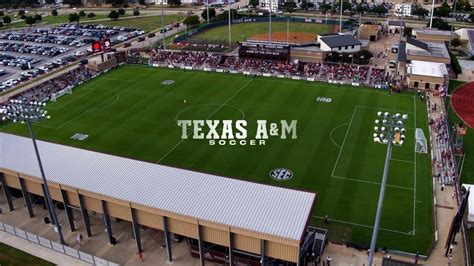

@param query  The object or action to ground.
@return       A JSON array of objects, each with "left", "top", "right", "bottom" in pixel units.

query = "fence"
[{"left": 0, "top": 222, "right": 119, "bottom": 266}]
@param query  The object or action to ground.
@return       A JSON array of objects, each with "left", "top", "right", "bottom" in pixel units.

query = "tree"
[
  {"left": 451, "top": 37, "right": 462, "bottom": 48},
  {"left": 108, "top": 10, "right": 120, "bottom": 20},
  {"left": 24, "top": 16, "right": 36, "bottom": 26},
  {"left": 433, "top": 4, "right": 450, "bottom": 17},
  {"left": 34, "top": 14, "right": 42, "bottom": 21},
  {"left": 284, "top": 2, "right": 297, "bottom": 13},
  {"left": 18, "top": 10, "right": 25, "bottom": 16},
  {"left": 370, "top": 5, "right": 388, "bottom": 15},
  {"left": 118, "top": 8, "right": 126, "bottom": 16},
  {"left": 470, "top": 12, "right": 474, "bottom": 22},
  {"left": 301, "top": 0, "right": 314, "bottom": 10},
  {"left": 51, "top": 9, "right": 58, "bottom": 16},
  {"left": 183, "top": 15, "right": 200, "bottom": 27},
  {"left": 411, "top": 5, "right": 428, "bottom": 19},
  {"left": 355, "top": 4, "right": 369, "bottom": 14},
  {"left": 320, "top": 3, "right": 331, "bottom": 14},
  {"left": 0, "top": 11, "right": 4, "bottom": 17},
  {"left": 87, "top": 12, "right": 95, "bottom": 18},
  {"left": 79, "top": 10, "right": 86, "bottom": 17},
  {"left": 249, "top": 0, "right": 258, "bottom": 7},
  {"left": 133, "top": 9, "right": 140, "bottom": 16},
  {"left": 201, "top": 8, "right": 216, "bottom": 20},
  {"left": 138, "top": 0, "right": 147, "bottom": 6},
  {"left": 429, "top": 17, "right": 450, "bottom": 30},
  {"left": 3, "top": 16, "right": 11, "bottom": 24},
  {"left": 69, "top": 13, "right": 80, "bottom": 23},
  {"left": 168, "top": 0, "right": 181, "bottom": 7},
  {"left": 403, "top": 26, "right": 413, "bottom": 37}
]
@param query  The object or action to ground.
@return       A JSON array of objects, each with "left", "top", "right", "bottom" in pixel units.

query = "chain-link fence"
[{"left": 0, "top": 222, "right": 119, "bottom": 266}]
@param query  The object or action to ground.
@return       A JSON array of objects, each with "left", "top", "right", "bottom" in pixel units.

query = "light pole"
[
  {"left": 367, "top": 111, "right": 408, "bottom": 266},
  {"left": 394, "top": 4, "right": 406, "bottom": 78},
  {"left": 339, "top": 0, "right": 343, "bottom": 32},
  {"left": 1, "top": 100, "right": 65, "bottom": 245}
]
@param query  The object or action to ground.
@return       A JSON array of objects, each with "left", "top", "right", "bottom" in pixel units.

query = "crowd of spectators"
[
  {"left": 318, "top": 64, "right": 369, "bottom": 82},
  {"left": 150, "top": 50, "right": 222, "bottom": 68},
  {"left": 13, "top": 66, "right": 93, "bottom": 103},
  {"left": 142, "top": 50, "right": 388, "bottom": 85},
  {"left": 427, "top": 93, "right": 456, "bottom": 185},
  {"left": 370, "top": 68, "right": 387, "bottom": 85}
]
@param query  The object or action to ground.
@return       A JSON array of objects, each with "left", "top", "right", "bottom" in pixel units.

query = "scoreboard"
[
  {"left": 92, "top": 39, "right": 112, "bottom": 54},
  {"left": 238, "top": 42, "right": 290, "bottom": 61}
]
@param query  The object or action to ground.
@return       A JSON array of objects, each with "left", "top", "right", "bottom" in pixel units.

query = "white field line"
[
  {"left": 312, "top": 215, "right": 414, "bottom": 236},
  {"left": 331, "top": 175, "right": 414, "bottom": 191},
  {"left": 329, "top": 123, "right": 349, "bottom": 149},
  {"left": 331, "top": 106, "right": 358, "bottom": 177},
  {"left": 156, "top": 79, "right": 253, "bottom": 164},
  {"left": 413, "top": 95, "right": 417, "bottom": 235}
]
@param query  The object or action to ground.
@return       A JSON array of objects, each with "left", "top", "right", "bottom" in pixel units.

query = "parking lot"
[{"left": 0, "top": 23, "right": 145, "bottom": 93}]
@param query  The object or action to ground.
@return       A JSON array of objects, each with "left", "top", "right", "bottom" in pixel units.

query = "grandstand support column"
[
  {"left": 198, "top": 224, "right": 206, "bottom": 266},
  {"left": 0, "top": 173, "right": 14, "bottom": 212},
  {"left": 163, "top": 216, "right": 173, "bottom": 263},
  {"left": 19, "top": 177, "right": 34, "bottom": 218},
  {"left": 228, "top": 231, "right": 235, "bottom": 266},
  {"left": 41, "top": 184, "right": 55, "bottom": 226},
  {"left": 78, "top": 194, "right": 92, "bottom": 237},
  {"left": 130, "top": 208, "right": 142, "bottom": 253},
  {"left": 101, "top": 200, "right": 115, "bottom": 245},
  {"left": 60, "top": 189, "right": 75, "bottom": 232},
  {"left": 260, "top": 239, "right": 267, "bottom": 266}
]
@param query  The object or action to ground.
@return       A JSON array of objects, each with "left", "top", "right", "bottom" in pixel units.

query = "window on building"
[
  {"left": 414, "top": 82, "right": 419, "bottom": 88},
  {"left": 345, "top": 46, "right": 348, "bottom": 49},
  {"left": 338, "top": 47, "right": 341, "bottom": 50},
  {"left": 425, "top": 83, "right": 430, "bottom": 89}
]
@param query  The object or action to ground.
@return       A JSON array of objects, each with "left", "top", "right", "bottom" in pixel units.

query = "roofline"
[{"left": 0, "top": 132, "right": 316, "bottom": 242}]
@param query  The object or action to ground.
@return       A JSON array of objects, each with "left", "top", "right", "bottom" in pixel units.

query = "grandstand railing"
[
  {"left": 0, "top": 222, "right": 119, "bottom": 266},
  {"left": 141, "top": 61, "right": 385, "bottom": 88},
  {"left": 441, "top": 95, "right": 472, "bottom": 266}
]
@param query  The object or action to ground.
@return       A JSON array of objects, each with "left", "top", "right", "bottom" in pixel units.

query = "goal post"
[{"left": 415, "top": 128, "right": 428, "bottom": 154}]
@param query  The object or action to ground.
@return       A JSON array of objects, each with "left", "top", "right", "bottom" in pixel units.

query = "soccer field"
[{"left": 1, "top": 65, "right": 434, "bottom": 254}]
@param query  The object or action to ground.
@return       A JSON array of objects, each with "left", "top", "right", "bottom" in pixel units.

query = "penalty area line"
[{"left": 312, "top": 215, "right": 414, "bottom": 236}]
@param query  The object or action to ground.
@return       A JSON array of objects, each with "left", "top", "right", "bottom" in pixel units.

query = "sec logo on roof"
[{"left": 269, "top": 168, "right": 293, "bottom": 181}]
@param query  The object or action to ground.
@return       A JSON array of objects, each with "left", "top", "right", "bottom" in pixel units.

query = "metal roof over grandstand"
[{"left": 0, "top": 133, "right": 316, "bottom": 241}]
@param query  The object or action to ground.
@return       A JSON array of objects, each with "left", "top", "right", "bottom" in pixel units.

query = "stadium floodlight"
[
  {"left": 1, "top": 100, "right": 65, "bottom": 245},
  {"left": 368, "top": 111, "right": 407, "bottom": 265}
]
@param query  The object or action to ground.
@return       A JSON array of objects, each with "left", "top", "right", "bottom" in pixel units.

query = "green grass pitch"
[{"left": 1, "top": 65, "right": 434, "bottom": 254}]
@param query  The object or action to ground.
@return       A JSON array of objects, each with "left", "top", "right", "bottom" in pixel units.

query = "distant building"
[
  {"left": 407, "top": 60, "right": 448, "bottom": 90},
  {"left": 412, "top": 28, "right": 455, "bottom": 43},
  {"left": 387, "top": 20, "right": 405, "bottom": 34},
  {"left": 318, "top": 34, "right": 362, "bottom": 53},
  {"left": 405, "top": 37, "right": 450, "bottom": 64},
  {"left": 455, "top": 28, "right": 474, "bottom": 55},
  {"left": 358, "top": 24, "right": 382, "bottom": 42}
]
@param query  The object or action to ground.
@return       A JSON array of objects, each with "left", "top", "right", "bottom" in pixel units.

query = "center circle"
[{"left": 175, "top": 104, "right": 246, "bottom": 135}]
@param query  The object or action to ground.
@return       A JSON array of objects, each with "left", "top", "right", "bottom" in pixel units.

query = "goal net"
[{"left": 415, "top": 128, "right": 428, "bottom": 154}]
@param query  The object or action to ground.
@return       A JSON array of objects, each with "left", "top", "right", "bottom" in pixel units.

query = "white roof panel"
[
  {"left": 0, "top": 133, "right": 315, "bottom": 241},
  {"left": 407, "top": 60, "right": 448, "bottom": 78}
]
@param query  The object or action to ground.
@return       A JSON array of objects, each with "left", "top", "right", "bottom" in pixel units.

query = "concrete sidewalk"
[{"left": 0, "top": 230, "right": 89, "bottom": 266}]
